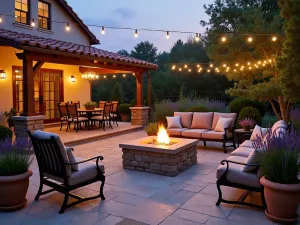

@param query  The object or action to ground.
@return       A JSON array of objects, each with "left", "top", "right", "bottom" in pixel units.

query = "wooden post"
[
  {"left": 136, "top": 72, "right": 143, "bottom": 106},
  {"left": 21, "top": 55, "right": 37, "bottom": 116},
  {"left": 147, "top": 71, "right": 151, "bottom": 106}
]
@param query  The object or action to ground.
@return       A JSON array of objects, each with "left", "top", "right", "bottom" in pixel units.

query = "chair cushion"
[
  {"left": 231, "top": 147, "right": 254, "bottom": 158},
  {"left": 167, "top": 116, "right": 182, "bottom": 129},
  {"left": 167, "top": 128, "right": 188, "bottom": 136},
  {"left": 182, "top": 129, "right": 209, "bottom": 138},
  {"left": 214, "top": 117, "right": 233, "bottom": 132},
  {"left": 68, "top": 158, "right": 105, "bottom": 186},
  {"left": 243, "top": 150, "right": 259, "bottom": 172},
  {"left": 110, "top": 113, "right": 117, "bottom": 117},
  {"left": 217, "top": 156, "right": 261, "bottom": 188},
  {"left": 240, "top": 140, "right": 254, "bottom": 148},
  {"left": 174, "top": 112, "right": 193, "bottom": 128},
  {"left": 250, "top": 125, "right": 269, "bottom": 141},
  {"left": 191, "top": 112, "right": 213, "bottom": 129},
  {"left": 201, "top": 131, "right": 225, "bottom": 140},
  {"left": 32, "top": 130, "right": 71, "bottom": 177},
  {"left": 68, "top": 117, "right": 88, "bottom": 122},
  {"left": 65, "top": 147, "right": 79, "bottom": 171},
  {"left": 212, "top": 112, "right": 237, "bottom": 130}
]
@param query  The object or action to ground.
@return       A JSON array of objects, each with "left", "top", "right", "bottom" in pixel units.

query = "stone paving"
[{"left": 0, "top": 130, "right": 298, "bottom": 225}]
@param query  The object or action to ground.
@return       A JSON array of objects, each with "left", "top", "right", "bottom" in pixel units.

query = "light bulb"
[
  {"left": 113, "top": 75, "right": 116, "bottom": 78},
  {"left": 104, "top": 75, "right": 107, "bottom": 78},
  {"left": 223, "top": 64, "right": 227, "bottom": 68},
  {"left": 96, "top": 75, "right": 99, "bottom": 79},
  {"left": 210, "top": 63, "right": 214, "bottom": 68},
  {"left": 184, "top": 65, "right": 188, "bottom": 68},
  {"left": 271, "top": 36, "right": 277, "bottom": 42},
  {"left": 247, "top": 36, "right": 253, "bottom": 43},
  {"left": 134, "top": 29, "right": 138, "bottom": 38},
  {"left": 123, "top": 74, "right": 126, "bottom": 77},
  {"left": 101, "top": 26, "right": 105, "bottom": 35},
  {"left": 179, "top": 68, "right": 182, "bottom": 71},
  {"left": 188, "top": 69, "right": 192, "bottom": 72},
  {"left": 195, "top": 33, "right": 200, "bottom": 42},
  {"left": 197, "top": 64, "right": 200, "bottom": 68},
  {"left": 234, "top": 69, "right": 237, "bottom": 72},
  {"left": 31, "top": 19, "right": 35, "bottom": 27},
  {"left": 166, "top": 31, "right": 170, "bottom": 39},
  {"left": 268, "top": 59, "right": 272, "bottom": 63},
  {"left": 66, "top": 22, "right": 70, "bottom": 31},
  {"left": 207, "top": 69, "right": 211, "bottom": 73},
  {"left": 221, "top": 36, "right": 227, "bottom": 42},
  {"left": 0, "top": 16, "right": 3, "bottom": 23},
  {"left": 247, "top": 62, "right": 251, "bottom": 65}
]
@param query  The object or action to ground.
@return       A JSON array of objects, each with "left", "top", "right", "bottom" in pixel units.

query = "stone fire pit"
[{"left": 119, "top": 137, "right": 198, "bottom": 177}]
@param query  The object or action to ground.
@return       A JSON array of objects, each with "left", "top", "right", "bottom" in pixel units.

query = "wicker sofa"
[{"left": 167, "top": 112, "right": 237, "bottom": 153}]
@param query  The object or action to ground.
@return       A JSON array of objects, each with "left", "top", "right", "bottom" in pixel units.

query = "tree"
[
  {"left": 130, "top": 41, "right": 158, "bottom": 63},
  {"left": 111, "top": 82, "right": 123, "bottom": 103},
  {"left": 118, "top": 49, "right": 130, "bottom": 56},
  {"left": 202, "top": 0, "right": 292, "bottom": 121}
]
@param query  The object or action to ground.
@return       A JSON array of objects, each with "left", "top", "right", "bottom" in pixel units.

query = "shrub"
[
  {"left": 144, "top": 122, "right": 159, "bottom": 135},
  {"left": 131, "top": 98, "right": 136, "bottom": 107},
  {"left": 0, "top": 125, "right": 13, "bottom": 142},
  {"left": 118, "top": 104, "right": 131, "bottom": 115},
  {"left": 229, "top": 97, "right": 266, "bottom": 117},
  {"left": 111, "top": 82, "right": 123, "bottom": 103},
  {"left": 186, "top": 106, "right": 210, "bottom": 112},
  {"left": 237, "top": 106, "right": 262, "bottom": 126}
]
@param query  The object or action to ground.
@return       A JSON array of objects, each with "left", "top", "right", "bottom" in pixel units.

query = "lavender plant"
[
  {"left": 253, "top": 129, "right": 300, "bottom": 184},
  {"left": 0, "top": 137, "right": 33, "bottom": 176}
]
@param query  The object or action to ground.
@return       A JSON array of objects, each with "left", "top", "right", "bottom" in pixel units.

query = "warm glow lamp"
[{"left": 0, "top": 70, "right": 6, "bottom": 79}]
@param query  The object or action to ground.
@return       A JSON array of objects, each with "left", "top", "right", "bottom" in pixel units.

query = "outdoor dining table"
[{"left": 77, "top": 108, "right": 104, "bottom": 120}]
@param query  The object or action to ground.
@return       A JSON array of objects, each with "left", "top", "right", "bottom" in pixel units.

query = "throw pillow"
[
  {"left": 214, "top": 117, "right": 233, "bottom": 132},
  {"left": 174, "top": 112, "right": 193, "bottom": 128},
  {"left": 191, "top": 112, "right": 213, "bottom": 129},
  {"left": 243, "top": 150, "right": 259, "bottom": 172},
  {"left": 166, "top": 116, "right": 182, "bottom": 129},
  {"left": 271, "top": 120, "right": 287, "bottom": 134},
  {"left": 250, "top": 125, "right": 269, "bottom": 141},
  {"left": 65, "top": 147, "right": 79, "bottom": 171}
]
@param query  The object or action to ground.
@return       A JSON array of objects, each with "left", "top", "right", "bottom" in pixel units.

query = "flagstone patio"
[{"left": 0, "top": 130, "right": 296, "bottom": 225}]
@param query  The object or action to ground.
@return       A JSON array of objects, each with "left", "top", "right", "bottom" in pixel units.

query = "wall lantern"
[
  {"left": 70, "top": 75, "right": 75, "bottom": 83},
  {"left": 0, "top": 70, "right": 6, "bottom": 79}
]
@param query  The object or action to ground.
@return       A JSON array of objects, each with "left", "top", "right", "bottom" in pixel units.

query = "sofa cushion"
[
  {"left": 174, "top": 112, "right": 193, "bottom": 128},
  {"left": 167, "top": 128, "right": 189, "bottom": 136},
  {"left": 182, "top": 129, "right": 210, "bottom": 139},
  {"left": 201, "top": 131, "right": 225, "bottom": 140},
  {"left": 32, "top": 130, "right": 71, "bottom": 177},
  {"left": 167, "top": 116, "right": 182, "bottom": 129},
  {"left": 243, "top": 150, "right": 259, "bottom": 172},
  {"left": 214, "top": 117, "right": 233, "bottom": 132},
  {"left": 217, "top": 156, "right": 261, "bottom": 188},
  {"left": 271, "top": 120, "right": 287, "bottom": 134},
  {"left": 230, "top": 147, "right": 254, "bottom": 158},
  {"left": 191, "top": 112, "right": 213, "bottom": 129},
  {"left": 250, "top": 125, "right": 269, "bottom": 141},
  {"left": 240, "top": 140, "right": 254, "bottom": 148},
  {"left": 212, "top": 112, "right": 237, "bottom": 130}
]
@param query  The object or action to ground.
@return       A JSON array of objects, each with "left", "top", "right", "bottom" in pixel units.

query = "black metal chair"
[
  {"left": 110, "top": 101, "right": 119, "bottom": 126},
  {"left": 92, "top": 103, "right": 112, "bottom": 130},
  {"left": 27, "top": 130, "right": 105, "bottom": 214},
  {"left": 66, "top": 103, "right": 89, "bottom": 132},
  {"left": 57, "top": 103, "right": 68, "bottom": 131}
]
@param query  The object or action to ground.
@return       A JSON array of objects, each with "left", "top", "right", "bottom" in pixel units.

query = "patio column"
[
  {"left": 135, "top": 72, "right": 143, "bottom": 106},
  {"left": 147, "top": 71, "right": 151, "bottom": 106}
]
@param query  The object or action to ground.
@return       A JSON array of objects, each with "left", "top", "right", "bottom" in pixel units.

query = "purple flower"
[{"left": 239, "top": 117, "right": 255, "bottom": 127}]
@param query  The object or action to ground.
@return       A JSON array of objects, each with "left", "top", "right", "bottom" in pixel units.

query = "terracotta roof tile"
[{"left": 0, "top": 29, "right": 158, "bottom": 70}]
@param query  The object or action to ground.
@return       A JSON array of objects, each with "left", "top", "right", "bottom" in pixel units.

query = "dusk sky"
[{"left": 68, "top": 0, "right": 214, "bottom": 53}]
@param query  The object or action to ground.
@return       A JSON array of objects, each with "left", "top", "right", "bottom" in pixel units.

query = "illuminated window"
[
  {"left": 38, "top": 1, "right": 51, "bottom": 30},
  {"left": 15, "top": 0, "right": 30, "bottom": 25}
]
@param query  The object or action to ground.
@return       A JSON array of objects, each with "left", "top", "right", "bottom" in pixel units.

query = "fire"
[{"left": 156, "top": 124, "right": 170, "bottom": 144}]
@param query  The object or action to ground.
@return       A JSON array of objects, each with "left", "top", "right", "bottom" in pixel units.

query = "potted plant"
[
  {"left": 0, "top": 137, "right": 33, "bottom": 211},
  {"left": 83, "top": 101, "right": 97, "bottom": 110},
  {"left": 118, "top": 104, "right": 131, "bottom": 122},
  {"left": 144, "top": 122, "right": 159, "bottom": 136},
  {"left": 3, "top": 108, "right": 17, "bottom": 128},
  {"left": 238, "top": 117, "right": 255, "bottom": 131},
  {"left": 254, "top": 129, "right": 300, "bottom": 223}
]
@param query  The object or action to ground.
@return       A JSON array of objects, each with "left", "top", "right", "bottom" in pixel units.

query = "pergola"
[{"left": 0, "top": 29, "right": 158, "bottom": 116}]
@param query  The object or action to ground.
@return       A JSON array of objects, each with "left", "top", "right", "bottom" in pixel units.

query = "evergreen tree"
[{"left": 111, "top": 82, "right": 123, "bottom": 103}]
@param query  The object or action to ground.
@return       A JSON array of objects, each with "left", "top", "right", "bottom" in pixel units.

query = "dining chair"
[
  {"left": 27, "top": 130, "right": 105, "bottom": 214},
  {"left": 57, "top": 103, "right": 68, "bottom": 131},
  {"left": 92, "top": 103, "right": 112, "bottom": 130},
  {"left": 98, "top": 101, "right": 107, "bottom": 109},
  {"left": 66, "top": 103, "right": 89, "bottom": 132},
  {"left": 110, "top": 101, "right": 119, "bottom": 126}
]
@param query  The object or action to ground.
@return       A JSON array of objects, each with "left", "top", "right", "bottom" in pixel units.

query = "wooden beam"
[
  {"left": 147, "top": 71, "right": 151, "bottom": 106},
  {"left": 17, "top": 52, "right": 147, "bottom": 73},
  {"left": 21, "top": 55, "right": 37, "bottom": 116},
  {"left": 136, "top": 72, "right": 143, "bottom": 106},
  {"left": 33, "top": 61, "right": 44, "bottom": 76}
]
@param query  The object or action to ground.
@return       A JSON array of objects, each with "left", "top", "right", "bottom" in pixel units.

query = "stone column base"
[
  {"left": 130, "top": 107, "right": 150, "bottom": 125},
  {"left": 12, "top": 115, "right": 45, "bottom": 138}
]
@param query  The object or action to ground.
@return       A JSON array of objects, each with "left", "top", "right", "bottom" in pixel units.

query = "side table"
[{"left": 234, "top": 129, "right": 254, "bottom": 147}]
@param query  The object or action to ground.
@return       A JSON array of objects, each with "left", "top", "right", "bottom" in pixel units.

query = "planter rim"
[
  {"left": 260, "top": 176, "right": 300, "bottom": 192},
  {"left": 0, "top": 170, "right": 32, "bottom": 183}
]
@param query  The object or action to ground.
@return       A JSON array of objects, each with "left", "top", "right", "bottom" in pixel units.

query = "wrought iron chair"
[
  {"left": 27, "top": 130, "right": 105, "bottom": 214},
  {"left": 110, "top": 101, "right": 119, "bottom": 126},
  {"left": 98, "top": 101, "right": 107, "bottom": 109},
  {"left": 57, "top": 103, "right": 68, "bottom": 131},
  {"left": 66, "top": 103, "right": 89, "bottom": 132},
  {"left": 92, "top": 103, "right": 112, "bottom": 130}
]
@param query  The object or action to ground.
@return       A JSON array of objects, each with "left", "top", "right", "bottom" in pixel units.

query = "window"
[
  {"left": 38, "top": 1, "right": 51, "bottom": 30},
  {"left": 15, "top": 0, "right": 30, "bottom": 25}
]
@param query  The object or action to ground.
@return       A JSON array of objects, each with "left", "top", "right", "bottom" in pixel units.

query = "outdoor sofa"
[
  {"left": 167, "top": 112, "right": 237, "bottom": 153},
  {"left": 215, "top": 120, "right": 289, "bottom": 209}
]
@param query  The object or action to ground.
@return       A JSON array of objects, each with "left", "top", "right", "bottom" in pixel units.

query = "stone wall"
[
  {"left": 12, "top": 115, "right": 45, "bottom": 138},
  {"left": 130, "top": 107, "right": 150, "bottom": 125},
  {"left": 122, "top": 146, "right": 197, "bottom": 177}
]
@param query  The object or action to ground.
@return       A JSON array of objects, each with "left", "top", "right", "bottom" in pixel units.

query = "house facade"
[{"left": 0, "top": 0, "right": 157, "bottom": 126}]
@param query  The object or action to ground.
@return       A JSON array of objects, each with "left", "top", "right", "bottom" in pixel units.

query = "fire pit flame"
[{"left": 156, "top": 124, "right": 170, "bottom": 145}]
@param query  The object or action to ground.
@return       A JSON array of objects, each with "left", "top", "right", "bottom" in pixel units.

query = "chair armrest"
[
  {"left": 221, "top": 159, "right": 259, "bottom": 167},
  {"left": 65, "top": 156, "right": 104, "bottom": 165}
]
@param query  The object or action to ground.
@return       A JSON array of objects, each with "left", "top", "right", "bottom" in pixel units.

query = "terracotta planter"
[
  {"left": 85, "top": 106, "right": 96, "bottom": 110},
  {"left": 0, "top": 170, "right": 32, "bottom": 211},
  {"left": 120, "top": 114, "right": 130, "bottom": 122},
  {"left": 243, "top": 126, "right": 250, "bottom": 131},
  {"left": 260, "top": 176, "right": 300, "bottom": 223}
]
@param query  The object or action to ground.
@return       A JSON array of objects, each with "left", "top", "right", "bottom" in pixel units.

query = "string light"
[
  {"left": 247, "top": 62, "right": 251, "bottom": 65},
  {"left": 247, "top": 36, "right": 253, "bottom": 43},
  {"left": 188, "top": 69, "right": 192, "bottom": 72},
  {"left": 223, "top": 64, "right": 227, "bottom": 68},
  {"left": 65, "top": 22, "right": 70, "bottom": 31},
  {"left": 0, "top": 16, "right": 2, "bottom": 23},
  {"left": 172, "top": 65, "right": 176, "bottom": 70},
  {"left": 113, "top": 75, "right": 116, "bottom": 78},
  {"left": 179, "top": 68, "right": 182, "bottom": 71},
  {"left": 134, "top": 29, "right": 138, "bottom": 38},
  {"left": 104, "top": 75, "right": 107, "bottom": 78},
  {"left": 207, "top": 69, "right": 211, "bottom": 73},
  {"left": 268, "top": 59, "right": 272, "bottom": 63},
  {"left": 166, "top": 31, "right": 170, "bottom": 39},
  {"left": 272, "top": 36, "right": 277, "bottom": 42},
  {"left": 195, "top": 33, "right": 200, "bottom": 42},
  {"left": 210, "top": 63, "right": 214, "bottom": 68},
  {"left": 197, "top": 64, "right": 200, "bottom": 68},
  {"left": 184, "top": 65, "right": 188, "bottom": 68},
  {"left": 221, "top": 36, "right": 227, "bottom": 42},
  {"left": 101, "top": 26, "right": 105, "bottom": 35},
  {"left": 235, "top": 63, "right": 239, "bottom": 67},
  {"left": 123, "top": 74, "right": 126, "bottom": 77},
  {"left": 31, "top": 19, "right": 35, "bottom": 27}
]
